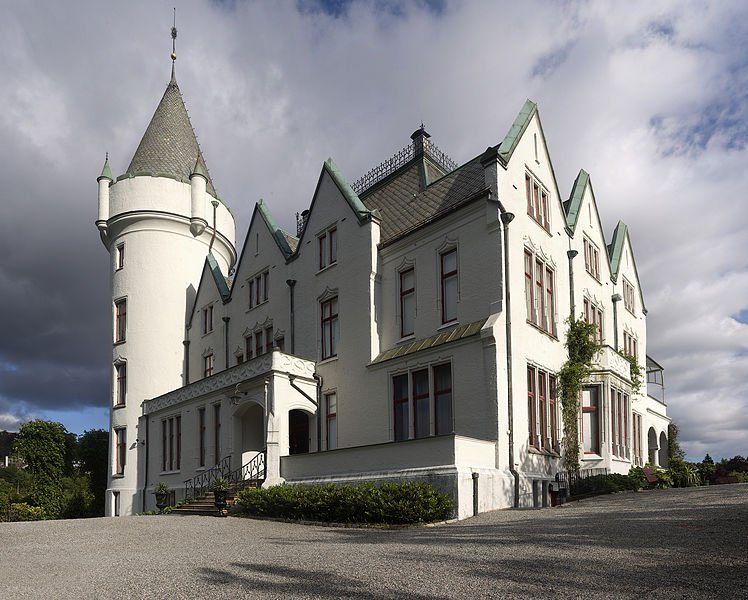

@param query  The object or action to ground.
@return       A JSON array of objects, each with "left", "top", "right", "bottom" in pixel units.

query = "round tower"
[{"left": 97, "top": 67, "right": 236, "bottom": 516}]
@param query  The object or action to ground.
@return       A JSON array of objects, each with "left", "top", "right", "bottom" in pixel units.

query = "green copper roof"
[
  {"left": 564, "top": 169, "right": 590, "bottom": 231},
  {"left": 190, "top": 155, "right": 209, "bottom": 180},
  {"left": 257, "top": 199, "right": 295, "bottom": 258},
  {"left": 370, "top": 318, "right": 487, "bottom": 365},
  {"left": 324, "top": 158, "right": 371, "bottom": 222},
  {"left": 497, "top": 99, "right": 537, "bottom": 162},
  {"left": 125, "top": 71, "right": 217, "bottom": 197},
  {"left": 98, "top": 156, "right": 113, "bottom": 181},
  {"left": 207, "top": 253, "right": 231, "bottom": 301},
  {"left": 607, "top": 221, "right": 627, "bottom": 278}
]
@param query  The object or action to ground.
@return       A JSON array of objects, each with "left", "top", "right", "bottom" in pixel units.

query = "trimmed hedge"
[
  {"left": 6, "top": 502, "right": 46, "bottom": 521},
  {"left": 237, "top": 481, "right": 454, "bottom": 524}
]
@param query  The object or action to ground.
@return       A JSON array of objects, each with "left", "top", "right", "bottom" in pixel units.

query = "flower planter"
[
  {"left": 214, "top": 489, "right": 229, "bottom": 517},
  {"left": 155, "top": 491, "right": 169, "bottom": 514}
]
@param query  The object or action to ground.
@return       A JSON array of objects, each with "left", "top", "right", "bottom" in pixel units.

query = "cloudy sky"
[{"left": 1, "top": 0, "right": 746, "bottom": 461}]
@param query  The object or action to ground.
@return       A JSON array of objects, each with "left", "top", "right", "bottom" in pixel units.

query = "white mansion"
[{"left": 97, "top": 66, "right": 670, "bottom": 518}]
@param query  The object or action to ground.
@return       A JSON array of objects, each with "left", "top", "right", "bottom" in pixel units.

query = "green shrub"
[
  {"left": 728, "top": 471, "right": 748, "bottom": 483},
  {"left": 237, "top": 481, "right": 454, "bottom": 525},
  {"left": 570, "top": 473, "right": 641, "bottom": 498},
  {"left": 7, "top": 502, "right": 46, "bottom": 521}
]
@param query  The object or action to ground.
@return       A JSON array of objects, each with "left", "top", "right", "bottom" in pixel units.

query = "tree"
[
  {"left": 13, "top": 420, "right": 68, "bottom": 519},
  {"left": 558, "top": 318, "right": 600, "bottom": 474},
  {"left": 76, "top": 429, "right": 109, "bottom": 516},
  {"left": 699, "top": 454, "right": 716, "bottom": 485},
  {"left": 667, "top": 422, "right": 685, "bottom": 463}
]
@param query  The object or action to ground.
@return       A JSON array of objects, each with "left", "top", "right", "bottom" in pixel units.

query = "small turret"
[
  {"left": 189, "top": 156, "right": 208, "bottom": 237},
  {"left": 96, "top": 154, "right": 113, "bottom": 238}
]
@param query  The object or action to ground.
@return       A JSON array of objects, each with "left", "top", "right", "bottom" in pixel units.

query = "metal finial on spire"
[
  {"left": 170, "top": 8, "right": 177, "bottom": 62},
  {"left": 105, "top": 151, "right": 109, "bottom": 161}
]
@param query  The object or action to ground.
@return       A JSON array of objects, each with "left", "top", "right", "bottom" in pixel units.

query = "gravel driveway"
[{"left": 1, "top": 485, "right": 746, "bottom": 599}]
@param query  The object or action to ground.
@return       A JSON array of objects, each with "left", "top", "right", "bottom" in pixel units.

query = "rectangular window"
[
  {"left": 203, "top": 354, "right": 214, "bottom": 378},
  {"left": 582, "top": 386, "right": 600, "bottom": 454},
  {"left": 115, "top": 428, "right": 126, "bottom": 475},
  {"left": 549, "top": 375, "right": 558, "bottom": 450},
  {"left": 245, "top": 335, "right": 253, "bottom": 361},
  {"left": 115, "top": 363, "right": 126, "bottom": 407},
  {"left": 198, "top": 407, "right": 206, "bottom": 467},
  {"left": 114, "top": 299, "right": 126, "bottom": 343},
  {"left": 623, "top": 331, "right": 638, "bottom": 359},
  {"left": 527, "top": 366, "right": 537, "bottom": 447},
  {"left": 248, "top": 270, "right": 269, "bottom": 308},
  {"left": 412, "top": 369, "right": 430, "bottom": 439},
  {"left": 583, "top": 237, "right": 600, "bottom": 280},
  {"left": 321, "top": 297, "right": 339, "bottom": 360},
  {"left": 256, "top": 330, "right": 264, "bottom": 357},
  {"left": 161, "top": 420, "right": 167, "bottom": 472},
  {"left": 400, "top": 268, "right": 415, "bottom": 337},
  {"left": 624, "top": 279, "right": 635, "bottom": 313},
  {"left": 538, "top": 371, "right": 548, "bottom": 450},
  {"left": 583, "top": 298, "right": 604, "bottom": 343},
  {"left": 393, "top": 363, "right": 452, "bottom": 441},
  {"left": 214, "top": 404, "right": 221, "bottom": 464},
  {"left": 318, "top": 227, "right": 338, "bottom": 270},
  {"left": 202, "top": 304, "right": 213, "bottom": 335},
  {"left": 325, "top": 392, "right": 337, "bottom": 450},
  {"left": 524, "top": 250, "right": 556, "bottom": 335},
  {"left": 525, "top": 172, "right": 550, "bottom": 231},
  {"left": 433, "top": 363, "right": 453, "bottom": 435},
  {"left": 160, "top": 417, "right": 181, "bottom": 472},
  {"left": 265, "top": 326, "right": 274, "bottom": 352},
  {"left": 440, "top": 249, "right": 458, "bottom": 324},
  {"left": 168, "top": 417, "right": 174, "bottom": 471},
  {"left": 393, "top": 374, "right": 409, "bottom": 442},
  {"left": 116, "top": 243, "right": 125, "bottom": 270}
]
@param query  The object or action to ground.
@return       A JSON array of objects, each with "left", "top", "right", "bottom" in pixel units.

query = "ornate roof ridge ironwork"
[{"left": 352, "top": 133, "right": 458, "bottom": 195}]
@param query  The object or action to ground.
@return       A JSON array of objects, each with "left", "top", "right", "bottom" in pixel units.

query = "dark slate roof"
[
  {"left": 125, "top": 70, "right": 217, "bottom": 197},
  {"left": 370, "top": 319, "right": 487, "bottom": 365},
  {"left": 360, "top": 155, "right": 487, "bottom": 243}
]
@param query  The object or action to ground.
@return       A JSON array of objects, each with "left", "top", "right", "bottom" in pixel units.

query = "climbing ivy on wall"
[
  {"left": 558, "top": 318, "right": 600, "bottom": 475},
  {"left": 621, "top": 352, "right": 644, "bottom": 394}
]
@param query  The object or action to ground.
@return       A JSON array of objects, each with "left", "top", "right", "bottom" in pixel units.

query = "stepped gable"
[{"left": 126, "top": 69, "right": 217, "bottom": 197}]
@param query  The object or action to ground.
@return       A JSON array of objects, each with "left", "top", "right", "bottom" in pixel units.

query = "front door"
[{"left": 289, "top": 410, "right": 309, "bottom": 455}]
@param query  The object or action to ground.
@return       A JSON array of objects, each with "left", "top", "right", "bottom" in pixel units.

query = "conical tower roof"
[{"left": 126, "top": 69, "right": 217, "bottom": 197}]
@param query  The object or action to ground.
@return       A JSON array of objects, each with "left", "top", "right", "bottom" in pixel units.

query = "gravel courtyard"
[{"left": 1, "top": 485, "right": 746, "bottom": 599}]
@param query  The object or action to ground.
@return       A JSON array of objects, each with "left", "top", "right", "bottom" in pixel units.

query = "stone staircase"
[{"left": 168, "top": 481, "right": 259, "bottom": 516}]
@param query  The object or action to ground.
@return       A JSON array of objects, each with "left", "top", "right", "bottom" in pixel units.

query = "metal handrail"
[
  {"left": 184, "top": 455, "right": 232, "bottom": 500},
  {"left": 225, "top": 448, "right": 266, "bottom": 491}
]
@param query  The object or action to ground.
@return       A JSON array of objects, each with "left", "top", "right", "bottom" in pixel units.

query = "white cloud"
[{"left": 0, "top": 0, "right": 746, "bottom": 460}]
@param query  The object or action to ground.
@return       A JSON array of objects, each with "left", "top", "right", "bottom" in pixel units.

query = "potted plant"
[
  {"left": 212, "top": 476, "right": 231, "bottom": 516},
  {"left": 154, "top": 482, "right": 170, "bottom": 514}
]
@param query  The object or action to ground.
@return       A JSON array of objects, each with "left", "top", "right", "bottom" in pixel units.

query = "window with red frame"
[
  {"left": 203, "top": 353, "right": 214, "bottom": 378},
  {"left": 525, "top": 172, "right": 550, "bottom": 231},
  {"left": 114, "top": 299, "right": 126, "bottom": 343},
  {"left": 623, "top": 331, "right": 638, "bottom": 358},
  {"left": 412, "top": 369, "right": 430, "bottom": 439},
  {"left": 325, "top": 392, "right": 337, "bottom": 450},
  {"left": 440, "top": 249, "right": 458, "bottom": 323},
  {"left": 582, "top": 386, "right": 600, "bottom": 454},
  {"left": 318, "top": 227, "right": 337, "bottom": 270},
  {"left": 524, "top": 250, "right": 556, "bottom": 335},
  {"left": 399, "top": 268, "right": 415, "bottom": 337},
  {"left": 320, "top": 297, "right": 339, "bottom": 360},
  {"left": 583, "top": 237, "right": 601, "bottom": 280},
  {"left": 115, "top": 363, "right": 126, "bottom": 407},
  {"left": 527, "top": 366, "right": 537, "bottom": 447},
  {"left": 583, "top": 298, "right": 604, "bottom": 343},
  {"left": 623, "top": 278, "right": 636, "bottom": 313},
  {"left": 115, "top": 428, "right": 126, "bottom": 475}
]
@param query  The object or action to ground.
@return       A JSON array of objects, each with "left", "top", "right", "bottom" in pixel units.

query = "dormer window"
[{"left": 318, "top": 227, "right": 337, "bottom": 270}]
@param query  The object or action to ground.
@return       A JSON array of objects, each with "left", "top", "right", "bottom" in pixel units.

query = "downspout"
[
  {"left": 286, "top": 280, "right": 296, "bottom": 354},
  {"left": 208, "top": 200, "right": 219, "bottom": 254},
  {"left": 313, "top": 373, "right": 323, "bottom": 452},
  {"left": 499, "top": 210, "right": 519, "bottom": 508},
  {"left": 223, "top": 316, "right": 230, "bottom": 369},
  {"left": 611, "top": 294, "right": 622, "bottom": 351},
  {"left": 567, "top": 250, "right": 578, "bottom": 320},
  {"left": 142, "top": 415, "right": 149, "bottom": 513},
  {"left": 183, "top": 338, "right": 190, "bottom": 384}
]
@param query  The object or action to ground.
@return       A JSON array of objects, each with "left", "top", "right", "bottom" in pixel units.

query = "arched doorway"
[
  {"left": 239, "top": 403, "right": 265, "bottom": 467},
  {"left": 658, "top": 431, "right": 669, "bottom": 468},
  {"left": 648, "top": 427, "right": 658, "bottom": 465},
  {"left": 289, "top": 410, "right": 310, "bottom": 455}
]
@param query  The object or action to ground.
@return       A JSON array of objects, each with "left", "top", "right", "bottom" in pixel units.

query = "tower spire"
[{"left": 171, "top": 8, "right": 177, "bottom": 62}]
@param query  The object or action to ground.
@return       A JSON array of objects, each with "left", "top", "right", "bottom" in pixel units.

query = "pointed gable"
[
  {"left": 564, "top": 169, "right": 590, "bottom": 231},
  {"left": 187, "top": 253, "right": 230, "bottom": 328},
  {"left": 497, "top": 99, "right": 537, "bottom": 163},
  {"left": 608, "top": 221, "right": 647, "bottom": 313},
  {"left": 125, "top": 69, "right": 217, "bottom": 197}
]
